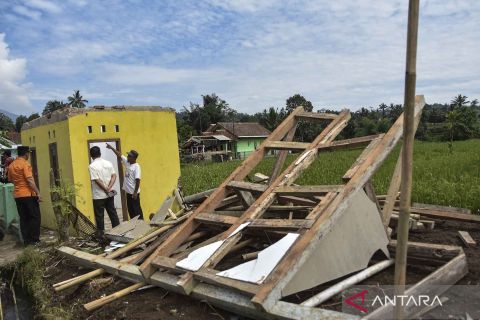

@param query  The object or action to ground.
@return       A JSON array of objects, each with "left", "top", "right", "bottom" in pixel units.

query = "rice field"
[{"left": 181, "top": 139, "right": 480, "bottom": 213}]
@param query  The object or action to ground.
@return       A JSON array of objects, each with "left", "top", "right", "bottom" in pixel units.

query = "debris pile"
[{"left": 55, "top": 98, "right": 472, "bottom": 319}]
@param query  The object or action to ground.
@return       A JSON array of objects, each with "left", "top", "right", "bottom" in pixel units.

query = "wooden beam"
[
  {"left": 412, "top": 202, "right": 471, "bottom": 215},
  {"left": 194, "top": 269, "right": 259, "bottom": 296},
  {"left": 321, "top": 134, "right": 382, "bottom": 151},
  {"left": 295, "top": 111, "right": 338, "bottom": 121},
  {"left": 382, "top": 107, "right": 423, "bottom": 227},
  {"left": 267, "top": 135, "right": 383, "bottom": 152},
  {"left": 139, "top": 107, "right": 306, "bottom": 278},
  {"left": 252, "top": 97, "right": 425, "bottom": 310},
  {"left": 277, "top": 195, "right": 318, "bottom": 206},
  {"left": 305, "top": 191, "right": 336, "bottom": 220},
  {"left": 366, "top": 252, "right": 468, "bottom": 319},
  {"left": 363, "top": 180, "right": 382, "bottom": 216},
  {"left": 270, "top": 120, "right": 298, "bottom": 183},
  {"left": 408, "top": 206, "right": 480, "bottom": 223},
  {"left": 195, "top": 213, "right": 313, "bottom": 229},
  {"left": 275, "top": 185, "right": 342, "bottom": 196},
  {"left": 192, "top": 111, "right": 350, "bottom": 298},
  {"left": 458, "top": 231, "right": 476, "bottom": 247},
  {"left": 227, "top": 181, "right": 267, "bottom": 193},
  {"left": 178, "top": 232, "right": 243, "bottom": 294},
  {"left": 342, "top": 134, "right": 384, "bottom": 181},
  {"left": 235, "top": 190, "right": 256, "bottom": 208},
  {"left": 264, "top": 141, "right": 310, "bottom": 150}
]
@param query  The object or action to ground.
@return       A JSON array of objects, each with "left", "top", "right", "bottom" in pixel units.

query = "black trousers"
[
  {"left": 93, "top": 197, "right": 120, "bottom": 231},
  {"left": 14, "top": 196, "right": 41, "bottom": 245},
  {"left": 126, "top": 193, "right": 144, "bottom": 219}
]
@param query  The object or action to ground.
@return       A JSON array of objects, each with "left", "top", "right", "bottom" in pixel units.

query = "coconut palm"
[{"left": 67, "top": 90, "right": 88, "bottom": 108}]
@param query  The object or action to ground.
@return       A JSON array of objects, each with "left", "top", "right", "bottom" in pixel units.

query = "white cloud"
[
  {"left": 101, "top": 64, "right": 222, "bottom": 86},
  {"left": 208, "top": 0, "right": 277, "bottom": 12},
  {"left": 2, "top": 0, "right": 479, "bottom": 112},
  {"left": 12, "top": 5, "right": 41, "bottom": 20},
  {"left": 24, "top": 0, "right": 62, "bottom": 14},
  {"left": 0, "top": 34, "right": 33, "bottom": 114}
]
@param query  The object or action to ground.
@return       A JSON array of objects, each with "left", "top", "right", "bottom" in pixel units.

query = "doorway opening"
[{"left": 88, "top": 140, "right": 128, "bottom": 224}]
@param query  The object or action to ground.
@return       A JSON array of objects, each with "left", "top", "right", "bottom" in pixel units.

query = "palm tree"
[
  {"left": 450, "top": 94, "right": 469, "bottom": 111},
  {"left": 67, "top": 90, "right": 88, "bottom": 108},
  {"left": 42, "top": 100, "right": 67, "bottom": 115}
]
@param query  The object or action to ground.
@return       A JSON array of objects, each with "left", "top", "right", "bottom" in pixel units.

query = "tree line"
[
  {"left": 1, "top": 91, "right": 478, "bottom": 146},
  {"left": 177, "top": 93, "right": 480, "bottom": 145},
  {"left": 0, "top": 90, "right": 88, "bottom": 133}
]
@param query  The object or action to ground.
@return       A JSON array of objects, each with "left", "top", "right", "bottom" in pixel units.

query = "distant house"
[{"left": 184, "top": 122, "right": 271, "bottom": 161}]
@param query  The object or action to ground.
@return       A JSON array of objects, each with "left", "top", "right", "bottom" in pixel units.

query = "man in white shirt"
[
  {"left": 106, "top": 144, "right": 144, "bottom": 219},
  {"left": 89, "top": 146, "right": 120, "bottom": 232}
]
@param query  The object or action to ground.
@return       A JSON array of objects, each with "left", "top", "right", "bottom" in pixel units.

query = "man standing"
[
  {"left": 8, "top": 146, "right": 41, "bottom": 246},
  {"left": 89, "top": 146, "right": 120, "bottom": 233},
  {"left": 106, "top": 144, "right": 143, "bottom": 219}
]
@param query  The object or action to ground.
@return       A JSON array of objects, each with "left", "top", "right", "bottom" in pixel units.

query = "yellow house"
[{"left": 21, "top": 106, "right": 180, "bottom": 229}]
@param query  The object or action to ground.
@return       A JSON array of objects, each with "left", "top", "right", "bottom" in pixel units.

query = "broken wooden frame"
[
  {"left": 55, "top": 95, "right": 467, "bottom": 318},
  {"left": 58, "top": 240, "right": 468, "bottom": 319}
]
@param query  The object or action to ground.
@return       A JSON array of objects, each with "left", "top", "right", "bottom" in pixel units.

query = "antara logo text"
[
  {"left": 344, "top": 289, "right": 443, "bottom": 314},
  {"left": 372, "top": 295, "right": 443, "bottom": 307}
]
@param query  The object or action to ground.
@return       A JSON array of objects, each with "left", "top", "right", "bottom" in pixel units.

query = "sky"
[{"left": 0, "top": 0, "right": 478, "bottom": 116}]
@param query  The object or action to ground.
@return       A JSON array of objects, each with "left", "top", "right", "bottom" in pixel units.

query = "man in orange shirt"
[{"left": 8, "top": 146, "right": 41, "bottom": 246}]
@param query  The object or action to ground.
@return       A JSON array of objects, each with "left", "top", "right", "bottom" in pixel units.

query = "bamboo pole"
[
  {"left": 53, "top": 225, "right": 172, "bottom": 291},
  {"left": 84, "top": 282, "right": 145, "bottom": 311},
  {"left": 301, "top": 259, "right": 394, "bottom": 307},
  {"left": 394, "top": 1, "right": 420, "bottom": 319}
]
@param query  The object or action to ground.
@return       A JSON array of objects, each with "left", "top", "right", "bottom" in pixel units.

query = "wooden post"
[{"left": 394, "top": 1, "right": 420, "bottom": 319}]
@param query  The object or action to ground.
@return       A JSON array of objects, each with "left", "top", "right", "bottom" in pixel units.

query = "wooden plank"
[
  {"left": 195, "top": 213, "right": 313, "bottom": 229},
  {"left": 264, "top": 141, "right": 310, "bottom": 150},
  {"left": 194, "top": 110, "right": 350, "bottom": 297},
  {"left": 267, "top": 135, "right": 383, "bottom": 152},
  {"left": 215, "top": 195, "right": 240, "bottom": 210},
  {"left": 363, "top": 180, "right": 382, "bottom": 216},
  {"left": 194, "top": 268, "right": 259, "bottom": 296},
  {"left": 295, "top": 111, "right": 338, "bottom": 120},
  {"left": 412, "top": 202, "right": 471, "bottom": 215},
  {"left": 277, "top": 195, "right": 318, "bottom": 206},
  {"left": 227, "top": 181, "right": 267, "bottom": 193},
  {"left": 305, "top": 191, "right": 336, "bottom": 220},
  {"left": 252, "top": 97, "right": 425, "bottom": 310},
  {"left": 224, "top": 205, "right": 312, "bottom": 212},
  {"left": 270, "top": 119, "right": 298, "bottom": 183},
  {"left": 235, "top": 190, "right": 256, "bottom": 208},
  {"left": 275, "top": 185, "right": 342, "bottom": 196},
  {"left": 382, "top": 108, "right": 422, "bottom": 227},
  {"left": 458, "top": 231, "right": 476, "bottom": 247},
  {"left": 139, "top": 107, "right": 305, "bottom": 278},
  {"left": 151, "top": 256, "right": 180, "bottom": 272},
  {"left": 321, "top": 134, "right": 382, "bottom": 151},
  {"left": 342, "top": 134, "right": 384, "bottom": 181},
  {"left": 366, "top": 252, "right": 468, "bottom": 319},
  {"left": 409, "top": 206, "right": 480, "bottom": 223}
]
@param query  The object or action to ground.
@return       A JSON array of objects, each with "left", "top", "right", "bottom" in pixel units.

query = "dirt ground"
[{"left": 43, "top": 219, "right": 479, "bottom": 320}]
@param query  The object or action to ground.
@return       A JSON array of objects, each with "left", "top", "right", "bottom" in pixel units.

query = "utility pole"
[{"left": 394, "top": 0, "right": 420, "bottom": 319}]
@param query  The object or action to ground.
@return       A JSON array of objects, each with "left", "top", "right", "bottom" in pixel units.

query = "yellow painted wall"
[
  {"left": 20, "top": 108, "right": 180, "bottom": 229},
  {"left": 68, "top": 109, "right": 180, "bottom": 223},
  {"left": 21, "top": 121, "right": 73, "bottom": 228}
]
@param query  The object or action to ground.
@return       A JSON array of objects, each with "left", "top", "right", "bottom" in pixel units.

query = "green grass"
[
  {"left": 7, "top": 247, "right": 72, "bottom": 320},
  {"left": 181, "top": 139, "right": 480, "bottom": 213}
]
